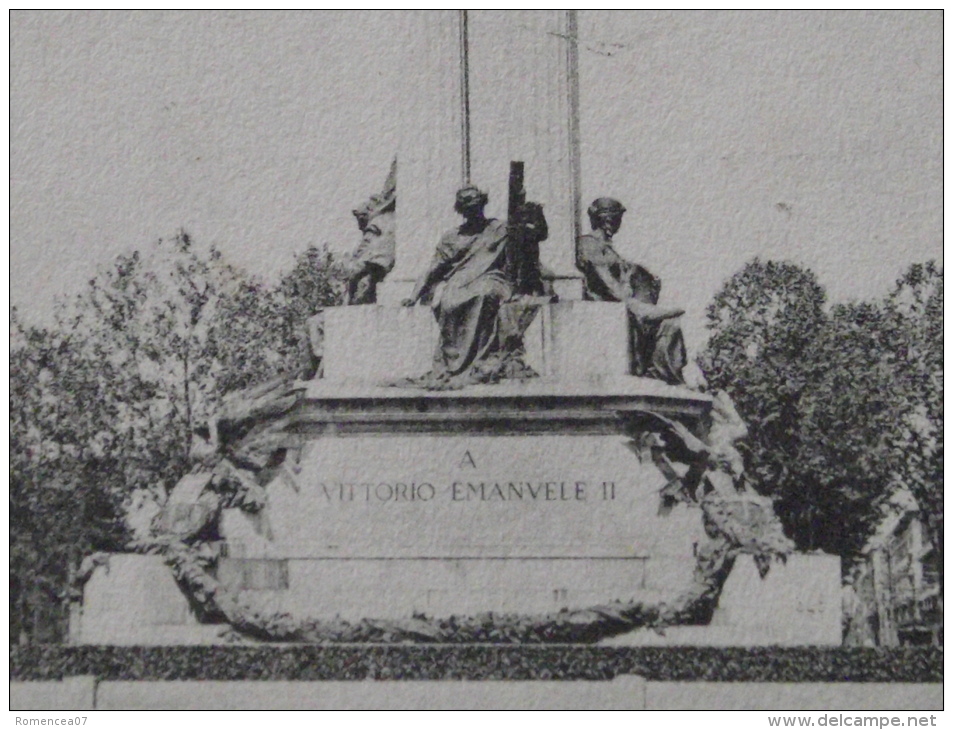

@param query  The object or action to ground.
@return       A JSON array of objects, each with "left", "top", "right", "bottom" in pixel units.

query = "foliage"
[
  {"left": 9, "top": 233, "right": 346, "bottom": 644},
  {"left": 882, "top": 262, "right": 942, "bottom": 559},
  {"left": 274, "top": 245, "right": 348, "bottom": 377},
  {"left": 10, "top": 313, "right": 130, "bottom": 643},
  {"left": 10, "top": 644, "right": 943, "bottom": 682},
  {"left": 699, "top": 260, "right": 833, "bottom": 550},
  {"left": 700, "top": 259, "right": 943, "bottom": 564}
]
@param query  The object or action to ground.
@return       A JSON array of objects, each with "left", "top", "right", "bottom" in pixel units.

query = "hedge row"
[{"left": 10, "top": 645, "right": 941, "bottom": 683}]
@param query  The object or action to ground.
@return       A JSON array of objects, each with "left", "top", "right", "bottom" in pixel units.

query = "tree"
[
  {"left": 10, "top": 232, "right": 348, "bottom": 643},
  {"left": 884, "top": 261, "right": 942, "bottom": 563},
  {"left": 793, "top": 301, "right": 899, "bottom": 554},
  {"left": 699, "top": 259, "right": 835, "bottom": 551},
  {"left": 10, "top": 311, "right": 130, "bottom": 643},
  {"left": 701, "top": 258, "right": 943, "bottom": 565},
  {"left": 273, "top": 245, "right": 347, "bottom": 377}
]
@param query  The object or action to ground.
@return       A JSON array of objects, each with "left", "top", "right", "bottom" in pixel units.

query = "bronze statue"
[
  {"left": 345, "top": 160, "right": 396, "bottom": 304},
  {"left": 401, "top": 185, "right": 544, "bottom": 387},
  {"left": 576, "top": 197, "right": 687, "bottom": 384}
]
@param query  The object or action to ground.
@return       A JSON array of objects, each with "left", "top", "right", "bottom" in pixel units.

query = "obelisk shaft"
[
  {"left": 469, "top": 10, "right": 582, "bottom": 298},
  {"left": 381, "top": 10, "right": 583, "bottom": 303},
  {"left": 378, "top": 10, "right": 466, "bottom": 304}
]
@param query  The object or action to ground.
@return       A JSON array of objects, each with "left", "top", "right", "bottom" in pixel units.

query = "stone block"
[
  {"left": 10, "top": 676, "right": 96, "bottom": 711},
  {"left": 231, "top": 556, "right": 652, "bottom": 619},
  {"left": 603, "top": 553, "right": 843, "bottom": 647},
  {"left": 322, "top": 304, "right": 436, "bottom": 383},
  {"left": 266, "top": 433, "right": 706, "bottom": 561},
  {"left": 517, "top": 300, "right": 629, "bottom": 380},
  {"left": 231, "top": 431, "right": 710, "bottom": 620},
  {"left": 548, "top": 300, "right": 629, "bottom": 379},
  {"left": 217, "top": 558, "right": 289, "bottom": 591},
  {"left": 711, "top": 554, "right": 842, "bottom": 646},
  {"left": 644, "top": 682, "right": 942, "bottom": 711},
  {"left": 96, "top": 675, "right": 647, "bottom": 710},
  {"left": 74, "top": 554, "right": 221, "bottom": 645},
  {"left": 321, "top": 301, "right": 630, "bottom": 385}
]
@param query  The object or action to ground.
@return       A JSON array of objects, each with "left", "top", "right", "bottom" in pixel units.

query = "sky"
[{"left": 10, "top": 10, "right": 942, "bottom": 352}]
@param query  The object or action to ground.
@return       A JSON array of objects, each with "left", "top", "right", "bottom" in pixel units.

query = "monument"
[{"left": 71, "top": 11, "right": 840, "bottom": 646}]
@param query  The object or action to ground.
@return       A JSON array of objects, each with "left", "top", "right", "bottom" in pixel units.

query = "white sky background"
[{"left": 10, "top": 10, "right": 942, "bottom": 353}]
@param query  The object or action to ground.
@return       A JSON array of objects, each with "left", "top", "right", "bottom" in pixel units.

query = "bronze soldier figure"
[{"left": 576, "top": 197, "right": 687, "bottom": 384}]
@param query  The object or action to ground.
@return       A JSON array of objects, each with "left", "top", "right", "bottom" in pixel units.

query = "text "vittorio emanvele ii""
[{"left": 316, "top": 480, "right": 619, "bottom": 502}]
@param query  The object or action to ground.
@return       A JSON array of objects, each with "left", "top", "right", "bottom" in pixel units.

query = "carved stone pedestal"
[
  {"left": 217, "top": 375, "right": 711, "bottom": 620},
  {"left": 72, "top": 303, "right": 839, "bottom": 645}
]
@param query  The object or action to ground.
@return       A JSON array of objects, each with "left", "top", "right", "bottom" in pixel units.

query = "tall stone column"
[
  {"left": 468, "top": 10, "right": 583, "bottom": 299},
  {"left": 380, "top": 10, "right": 583, "bottom": 303},
  {"left": 378, "top": 10, "right": 466, "bottom": 305}
]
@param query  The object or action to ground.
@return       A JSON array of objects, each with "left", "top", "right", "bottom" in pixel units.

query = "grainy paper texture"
[{"left": 10, "top": 10, "right": 942, "bottom": 712}]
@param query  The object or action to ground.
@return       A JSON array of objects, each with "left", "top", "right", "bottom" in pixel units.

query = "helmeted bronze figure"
[{"left": 576, "top": 197, "right": 687, "bottom": 384}]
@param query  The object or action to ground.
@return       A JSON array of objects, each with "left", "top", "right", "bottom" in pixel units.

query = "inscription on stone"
[
  {"left": 263, "top": 434, "right": 704, "bottom": 559},
  {"left": 314, "top": 481, "right": 616, "bottom": 502}
]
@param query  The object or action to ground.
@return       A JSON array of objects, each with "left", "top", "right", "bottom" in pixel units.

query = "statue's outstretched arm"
[
  {"left": 404, "top": 258, "right": 447, "bottom": 305},
  {"left": 404, "top": 237, "right": 461, "bottom": 305},
  {"left": 587, "top": 261, "right": 633, "bottom": 302},
  {"left": 404, "top": 271, "right": 434, "bottom": 306}
]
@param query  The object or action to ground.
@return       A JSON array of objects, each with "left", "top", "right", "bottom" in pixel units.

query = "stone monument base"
[
  {"left": 209, "top": 376, "right": 711, "bottom": 622},
  {"left": 72, "top": 377, "right": 842, "bottom": 645},
  {"left": 72, "top": 553, "right": 841, "bottom": 646},
  {"left": 601, "top": 555, "right": 842, "bottom": 646},
  {"left": 70, "top": 554, "right": 225, "bottom": 645},
  {"left": 71, "top": 301, "right": 841, "bottom": 646}
]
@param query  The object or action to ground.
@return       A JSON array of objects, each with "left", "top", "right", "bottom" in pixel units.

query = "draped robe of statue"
[
  {"left": 409, "top": 217, "right": 517, "bottom": 385},
  {"left": 576, "top": 233, "right": 687, "bottom": 384}
]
